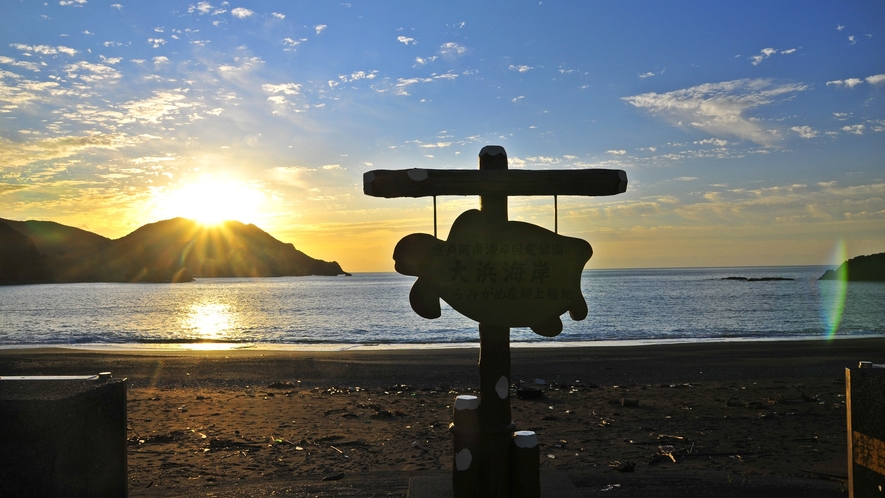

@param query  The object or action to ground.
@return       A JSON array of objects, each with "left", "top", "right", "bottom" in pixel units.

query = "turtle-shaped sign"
[{"left": 394, "top": 209, "right": 592, "bottom": 337}]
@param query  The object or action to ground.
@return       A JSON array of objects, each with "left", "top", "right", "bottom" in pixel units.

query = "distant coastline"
[{"left": 0, "top": 217, "right": 346, "bottom": 285}]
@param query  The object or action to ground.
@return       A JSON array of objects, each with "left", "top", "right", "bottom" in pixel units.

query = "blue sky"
[{"left": 1, "top": 0, "right": 883, "bottom": 271}]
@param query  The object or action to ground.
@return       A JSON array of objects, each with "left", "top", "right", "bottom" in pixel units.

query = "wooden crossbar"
[{"left": 363, "top": 168, "right": 627, "bottom": 198}]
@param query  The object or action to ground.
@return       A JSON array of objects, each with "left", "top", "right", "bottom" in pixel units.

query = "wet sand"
[{"left": 1, "top": 337, "right": 880, "bottom": 496}]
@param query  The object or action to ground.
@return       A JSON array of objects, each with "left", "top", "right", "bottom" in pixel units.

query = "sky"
[{"left": 1, "top": 1, "right": 883, "bottom": 272}]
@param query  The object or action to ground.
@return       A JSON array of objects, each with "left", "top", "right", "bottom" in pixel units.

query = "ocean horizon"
[{"left": 1, "top": 265, "right": 883, "bottom": 350}]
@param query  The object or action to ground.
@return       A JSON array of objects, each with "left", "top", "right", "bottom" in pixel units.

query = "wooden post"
[
  {"left": 511, "top": 431, "right": 541, "bottom": 498},
  {"left": 452, "top": 395, "right": 481, "bottom": 497},
  {"left": 477, "top": 145, "right": 514, "bottom": 497}
]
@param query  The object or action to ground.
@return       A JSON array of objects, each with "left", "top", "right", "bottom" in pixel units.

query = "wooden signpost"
[{"left": 364, "top": 145, "right": 627, "bottom": 497}]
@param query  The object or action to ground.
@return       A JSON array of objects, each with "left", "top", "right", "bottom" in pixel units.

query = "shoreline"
[{"left": 1, "top": 333, "right": 883, "bottom": 353}]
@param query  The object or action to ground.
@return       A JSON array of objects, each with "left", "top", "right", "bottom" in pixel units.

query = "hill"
[
  {"left": 819, "top": 252, "right": 885, "bottom": 282},
  {"left": 0, "top": 217, "right": 346, "bottom": 284}
]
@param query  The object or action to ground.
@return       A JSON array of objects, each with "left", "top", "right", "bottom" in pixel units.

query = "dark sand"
[{"left": 2, "top": 338, "right": 881, "bottom": 496}]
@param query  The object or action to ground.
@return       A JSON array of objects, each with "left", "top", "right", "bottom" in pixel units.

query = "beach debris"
[
  {"left": 600, "top": 484, "right": 621, "bottom": 492},
  {"left": 621, "top": 398, "right": 639, "bottom": 407},
  {"left": 610, "top": 460, "right": 635, "bottom": 472},
  {"left": 321, "top": 472, "right": 345, "bottom": 481},
  {"left": 533, "top": 378, "right": 547, "bottom": 385},
  {"left": 517, "top": 387, "right": 543, "bottom": 399},
  {"left": 658, "top": 445, "right": 677, "bottom": 463}
]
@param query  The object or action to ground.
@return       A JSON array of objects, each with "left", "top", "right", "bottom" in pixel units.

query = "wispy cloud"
[
  {"left": 315, "top": 24, "right": 327, "bottom": 35},
  {"left": 622, "top": 79, "right": 808, "bottom": 146},
  {"left": 64, "top": 61, "right": 122, "bottom": 83},
  {"left": 397, "top": 36, "right": 416, "bottom": 45},
  {"left": 440, "top": 42, "right": 466, "bottom": 58},
  {"left": 509, "top": 65, "right": 533, "bottom": 73},
  {"left": 749, "top": 47, "right": 798, "bottom": 65}
]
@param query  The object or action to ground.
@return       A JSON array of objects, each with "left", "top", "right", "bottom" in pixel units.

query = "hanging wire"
[
  {"left": 554, "top": 195, "right": 558, "bottom": 234},
  {"left": 433, "top": 195, "right": 438, "bottom": 238}
]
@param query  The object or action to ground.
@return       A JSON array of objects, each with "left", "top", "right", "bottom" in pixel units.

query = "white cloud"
[
  {"left": 607, "top": 149, "right": 626, "bottom": 155},
  {"left": 282, "top": 37, "right": 306, "bottom": 51},
  {"left": 842, "top": 124, "right": 864, "bottom": 135},
  {"left": 827, "top": 78, "right": 863, "bottom": 88},
  {"left": 272, "top": 12, "right": 284, "bottom": 19},
  {"left": 231, "top": 7, "right": 253, "bottom": 18},
  {"left": 836, "top": 25, "right": 845, "bottom": 31},
  {"left": 622, "top": 78, "right": 808, "bottom": 146},
  {"left": 748, "top": 47, "right": 797, "bottom": 65},
  {"left": 695, "top": 138, "right": 728, "bottom": 147},
  {"left": 153, "top": 56, "right": 169, "bottom": 64},
  {"left": 315, "top": 24, "right": 327, "bottom": 35},
  {"left": 64, "top": 61, "right": 122, "bottom": 83},
  {"left": 262, "top": 83, "right": 301, "bottom": 95},
  {"left": 509, "top": 65, "right": 533, "bottom": 73},
  {"left": 189, "top": 1, "right": 213, "bottom": 14},
  {"left": 848, "top": 35, "right": 856, "bottom": 45},
  {"left": 866, "top": 74, "right": 885, "bottom": 85},
  {"left": 338, "top": 70, "right": 378, "bottom": 83},
  {"left": 147, "top": 38, "right": 166, "bottom": 48},
  {"left": 0, "top": 56, "right": 41, "bottom": 72},
  {"left": 414, "top": 56, "right": 437, "bottom": 66},
  {"left": 100, "top": 55, "right": 122, "bottom": 65},
  {"left": 10, "top": 44, "right": 78, "bottom": 56},
  {"left": 119, "top": 89, "right": 195, "bottom": 124},
  {"left": 440, "top": 42, "right": 466, "bottom": 57},
  {"left": 59, "top": 0, "right": 87, "bottom": 6},
  {"left": 639, "top": 72, "right": 655, "bottom": 79},
  {"left": 111, "top": 3, "right": 122, "bottom": 9},
  {"left": 749, "top": 47, "right": 777, "bottom": 65},
  {"left": 791, "top": 125, "right": 818, "bottom": 138},
  {"left": 397, "top": 36, "right": 416, "bottom": 45}
]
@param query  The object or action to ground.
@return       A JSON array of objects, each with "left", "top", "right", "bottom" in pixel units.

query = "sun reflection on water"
[{"left": 183, "top": 303, "right": 235, "bottom": 343}]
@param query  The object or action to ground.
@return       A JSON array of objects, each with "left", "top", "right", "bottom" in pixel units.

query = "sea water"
[{"left": 0, "top": 266, "right": 882, "bottom": 348}]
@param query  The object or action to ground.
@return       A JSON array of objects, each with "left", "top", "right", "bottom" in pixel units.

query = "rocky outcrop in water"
[{"left": 819, "top": 252, "right": 885, "bottom": 282}]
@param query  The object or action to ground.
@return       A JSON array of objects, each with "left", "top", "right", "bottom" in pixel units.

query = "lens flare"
[{"left": 820, "top": 239, "right": 848, "bottom": 339}]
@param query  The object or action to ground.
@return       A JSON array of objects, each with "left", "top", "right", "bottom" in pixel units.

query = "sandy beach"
[{"left": 1, "top": 338, "right": 880, "bottom": 496}]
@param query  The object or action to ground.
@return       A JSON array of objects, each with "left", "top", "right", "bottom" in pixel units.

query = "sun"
[{"left": 153, "top": 179, "right": 266, "bottom": 226}]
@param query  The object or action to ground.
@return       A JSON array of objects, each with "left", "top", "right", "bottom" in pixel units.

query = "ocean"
[{"left": 0, "top": 266, "right": 882, "bottom": 349}]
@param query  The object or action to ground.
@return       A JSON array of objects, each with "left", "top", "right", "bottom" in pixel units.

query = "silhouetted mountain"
[
  {"left": 819, "top": 252, "right": 885, "bottom": 282},
  {"left": 0, "top": 217, "right": 346, "bottom": 284},
  {"left": 0, "top": 222, "right": 51, "bottom": 284},
  {"left": 0, "top": 218, "right": 113, "bottom": 282}
]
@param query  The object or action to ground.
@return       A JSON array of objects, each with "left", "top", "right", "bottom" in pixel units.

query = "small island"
[
  {"left": 721, "top": 276, "right": 795, "bottom": 282},
  {"left": 819, "top": 252, "right": 885, "bottom": 282},
  {"left": 0, "top": 217, "right": 346, "bottom": 285}
]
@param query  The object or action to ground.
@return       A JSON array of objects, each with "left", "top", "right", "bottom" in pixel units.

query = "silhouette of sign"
[{"left": 394, "top": 209, "right": 591, "bottom": 337}]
